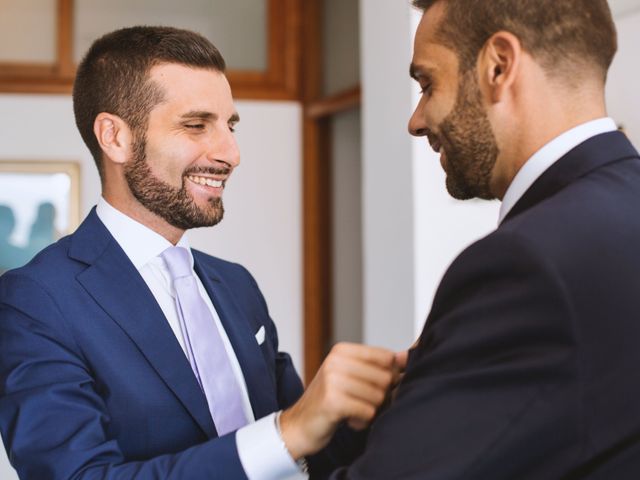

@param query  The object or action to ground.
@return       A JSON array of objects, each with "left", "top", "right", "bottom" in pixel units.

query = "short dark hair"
[
  {"left": 73, "top": 26, "right": 226, "bottom": 176},
  {"left": 412, "top": 0, "right": 617, "bottom": 79}
]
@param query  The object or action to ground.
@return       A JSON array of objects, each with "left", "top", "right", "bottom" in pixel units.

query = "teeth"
[{"left": 188, "top": 175, "right": 223, "bottom": 188}]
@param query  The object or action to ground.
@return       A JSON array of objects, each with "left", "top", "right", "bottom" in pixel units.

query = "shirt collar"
[
  {"left": 96, "top": 197, "right": 192, "bottom": 270},
  {"left": 498, "top": 117, "right": 617, "bottom": 224}
]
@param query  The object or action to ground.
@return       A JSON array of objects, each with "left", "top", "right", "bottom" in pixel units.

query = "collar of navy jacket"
[{"left": 502, "top": 131, "right": 640, "bottom": 225}]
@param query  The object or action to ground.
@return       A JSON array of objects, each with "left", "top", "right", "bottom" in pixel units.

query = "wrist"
[
  {"left": 275, "top": 410, "right": 309, "bottom": 472},
  {"left": 278, "top": 408, "right": 306, "bottom": 459}
]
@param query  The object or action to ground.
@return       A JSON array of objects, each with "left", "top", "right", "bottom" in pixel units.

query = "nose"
[
  {"left": 208, "top": 127, "right": 240, "bottom": 168},
  {"left": 408, "top": 98, "right": 428, "bottom": 137}
]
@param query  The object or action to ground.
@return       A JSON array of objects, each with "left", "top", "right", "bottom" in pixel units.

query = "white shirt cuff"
[{"left": 236, "top": 412, "right": 308, "bottom": 480}]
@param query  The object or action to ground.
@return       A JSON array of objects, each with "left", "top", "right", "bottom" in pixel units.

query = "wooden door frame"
[
  {"left": 301, "top": 0, "right": 361, "bottom": 382},
  {"left": 0, "top": 0, "right": 301, "bottom": 99}
]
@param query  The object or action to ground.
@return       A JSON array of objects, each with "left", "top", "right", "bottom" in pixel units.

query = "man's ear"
[
  {"left": 478, "top": 31, "right": 521, "bottom": 103},
  {"left": 93, "top": 113, "right": 133, "bottom": 166}
]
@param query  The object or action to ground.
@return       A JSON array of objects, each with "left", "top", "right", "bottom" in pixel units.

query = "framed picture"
[{"left": 0, "top": 161, "right": 80, "bottom": 274}]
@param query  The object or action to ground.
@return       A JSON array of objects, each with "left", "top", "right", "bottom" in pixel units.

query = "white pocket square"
[{"left": 255, "top": 326, "right": 266, "bottom": 345}]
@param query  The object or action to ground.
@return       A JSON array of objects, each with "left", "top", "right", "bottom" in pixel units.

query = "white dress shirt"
[
  {"left": 498, "top": 117, "right": 617, "bottom": 224},
  {"left": 96, "top": 198, "right": 305, "bottom": 480}
]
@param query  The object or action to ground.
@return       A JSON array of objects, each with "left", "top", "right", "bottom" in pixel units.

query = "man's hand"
[{"left": 279, "top": 343, "right": 406, "bottom": 459}]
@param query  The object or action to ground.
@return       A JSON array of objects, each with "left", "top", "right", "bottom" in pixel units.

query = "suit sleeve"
[
  {"left": 0, "top": 273, "right": 247, "bottom": 480},
  {"left": 331, "top": 232, "right": 584, "bottom": 479},
  {"left": 240, "top": 265, "right": 369, "bottom": 478}
]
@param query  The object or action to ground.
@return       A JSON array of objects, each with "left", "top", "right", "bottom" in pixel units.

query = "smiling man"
[
  {"left": 329, "top": 0, "right": 640, "bottom": 479},
  {"left": 0, "top": 27, "right": 403, "bottom": 480}
]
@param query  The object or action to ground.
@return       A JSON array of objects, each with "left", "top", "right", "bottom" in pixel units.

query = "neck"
[
  {"left": 102, "top": 183, "right": 185, "bottom": 245},
  {"left": 491, "top": 80, "right": 607, "bottom": 199}
]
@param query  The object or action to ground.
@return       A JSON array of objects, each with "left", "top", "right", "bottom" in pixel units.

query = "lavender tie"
[{"left": 162, "top": 246, "right": 248, "bottom": 435}]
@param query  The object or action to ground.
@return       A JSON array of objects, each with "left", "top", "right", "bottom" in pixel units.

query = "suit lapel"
[
  {"left": 70, "top": 211, "right": 216, "bottom": 438},
  {"left": 503, "top": 131, "right": 639, "bottom": 224},
  {"left": 194, "top": 257, "right": 279, "bottom": 420}
]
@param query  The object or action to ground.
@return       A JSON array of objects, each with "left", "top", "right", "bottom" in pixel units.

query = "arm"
[
  {"left": 0, "top": 273, "right": 246, "bottom": 480},
  {"left": 331, "top": 232, "right": 582, "bottom": 479},
  {"left": 238, "top": 265, "right": 405, "bottom": 478}
]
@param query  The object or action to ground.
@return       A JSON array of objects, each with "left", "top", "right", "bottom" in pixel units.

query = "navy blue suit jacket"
[
  {"left": 0, "top": 211, "right": 305, "bottom": 479},
  {"left": 334, "top": 131, "right": 640, "bottom": 479}
]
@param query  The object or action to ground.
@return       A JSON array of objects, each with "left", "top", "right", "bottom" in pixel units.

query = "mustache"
[
  {"left": 424, "top": 128, "right": 439, "bottom": 143},
  {"left": 425, "top": 129, "right": 443, "bottom": 151},
  {"left": 184, "top": 165, "right": 231, "bottom": 176}
]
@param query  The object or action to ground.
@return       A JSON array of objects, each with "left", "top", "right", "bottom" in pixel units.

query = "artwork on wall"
[{"left": 0, "top": 161, "right": 80, "bottom": 274}]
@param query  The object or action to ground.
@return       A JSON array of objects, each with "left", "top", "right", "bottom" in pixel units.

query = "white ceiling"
[{"left": 609, "top": 0, "right": 640, "bottom": 17}]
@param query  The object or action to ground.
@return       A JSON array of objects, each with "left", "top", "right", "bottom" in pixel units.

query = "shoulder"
[
  {"left": 500, "top": 159, "right": 640, "bottom": 263},
  {"left": 1, "top": 235, "right": 76, "bottom": 292},
  {"left": 438, "top": 228, "right": 561, "bottom": 299},
  {"left": 190, "top": 249, "right": 265, "bottom": 303},
  {"left": 191, "top": 249, "right": 255, "bottom": 282}
]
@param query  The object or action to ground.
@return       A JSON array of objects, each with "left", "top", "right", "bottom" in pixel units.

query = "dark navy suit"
[
  {"left": 334, "top": 131, "right": 640, "bottom": 479},
  {"left": 0, "top": 210, "right": 305, "bottom": 479}
]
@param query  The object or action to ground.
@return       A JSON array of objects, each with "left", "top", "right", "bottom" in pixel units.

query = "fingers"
[
  {"left": 394, "top": 349, "right": 409, "bottom": 371},
  {"left": 330, "top": 342, "right": 397, "bottom": 369},
  {"left": 322, "top": 353, "right": 394, "bottom": 392},
  {"left": 279, "top": 343, "right": 400, "bottom": 459},
  {"left": 346, "top": 418, "right": 370, "bottom": 431},
  {"left": 319, "top": 378, "right": 381, "bottom": 424},
  {"left": 317, "top": 344, "right": 398, "bottom": 429},
  {"left": 390, "top": 349, "right": 410, "bottom": 387},
  {"left": 327, "top": 373, "right": 388, "bottom": 413}
]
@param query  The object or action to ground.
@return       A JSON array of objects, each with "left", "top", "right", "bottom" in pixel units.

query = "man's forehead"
[
  {"left": 148, "top": 63, "right": 234, "bottom": 103},
  {"left": 410, "top": 40, "right": 456, "bottom": 79},
  {"left": 415, "top": 0, "right": 446, "bottom": 44},
  {"left": 411, "top": 5, "right": 458, "bottom": 78},
  {"left": 147, "top": 63, "right": 236, "bottom": 114}
]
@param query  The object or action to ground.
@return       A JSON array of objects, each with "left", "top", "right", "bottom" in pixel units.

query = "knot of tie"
[{"left": 161, "top": 246, "right": 192, "bottom": 280}]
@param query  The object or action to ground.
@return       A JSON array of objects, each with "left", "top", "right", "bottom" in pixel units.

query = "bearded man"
[
  {"left": 0, "top": 26, "right": 404, "bottom": 480},
  {"left": 330, "top": 0, "right": 640, "bottom": 478}
]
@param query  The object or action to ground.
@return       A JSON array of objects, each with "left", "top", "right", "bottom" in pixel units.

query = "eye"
[
  {"left": 228, "top": 123, "right": 237, "bottom": 133},
  {"left": 419, "top": 83, "right": 433, "bottom": 96},
  {"left": 185, "top": 123, "right": 205, "bottom": 131}
]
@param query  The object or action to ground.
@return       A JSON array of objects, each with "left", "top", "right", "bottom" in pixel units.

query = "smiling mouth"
[{"left": 186, "top": 174, "right": 224, "bottom": 188}]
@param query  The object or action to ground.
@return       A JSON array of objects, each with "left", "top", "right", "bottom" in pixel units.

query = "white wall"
[
  {"left": 0, "top": 94, "right": 302, "bottom": 478},
  {"left": 609, "top": 0, "right": 640, "bottom": 18},
  {"left": 360, "top": 0, "right": 416, "bottom": 350}
]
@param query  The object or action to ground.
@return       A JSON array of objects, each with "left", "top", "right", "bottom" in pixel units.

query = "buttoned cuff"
[{"left": 236, "top": 412, "right": 308, "bottom": 480}]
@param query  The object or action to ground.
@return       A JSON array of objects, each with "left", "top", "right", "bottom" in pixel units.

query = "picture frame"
[{"left": 0, "top": 161, "right": 81, "bottom": 274}]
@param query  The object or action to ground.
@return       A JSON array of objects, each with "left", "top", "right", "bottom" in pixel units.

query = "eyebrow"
[
  {"left": 180, "top": 110, "right": 240, "bottom": 123},
  {"left": 409, "top": 63, "right": 434, "bottom": 82}
]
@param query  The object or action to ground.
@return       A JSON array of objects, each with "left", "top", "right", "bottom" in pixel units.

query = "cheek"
[
  {"left": 418, "top": 95, "right": 452, "bottom": 131},
  {"left": 145, "top": 139, "right": 200, "bottom": 180},
  {"left": 143, "top": 154, "right": 180, "bottom": 188},
  {"left": 423, "top": 103, "right": 448, "bottom": 131}
]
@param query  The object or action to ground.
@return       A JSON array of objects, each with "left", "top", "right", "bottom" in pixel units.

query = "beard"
[
  {"left": 438, "top": 70, "right": 499, "bottom": 200},
  {"left": 124, "top": 135, "right": 227, "bottom": 230}
]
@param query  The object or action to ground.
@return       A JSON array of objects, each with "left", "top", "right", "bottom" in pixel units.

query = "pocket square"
[{"left": 255, "top": 325, "right": 266, "bottom": 345}]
